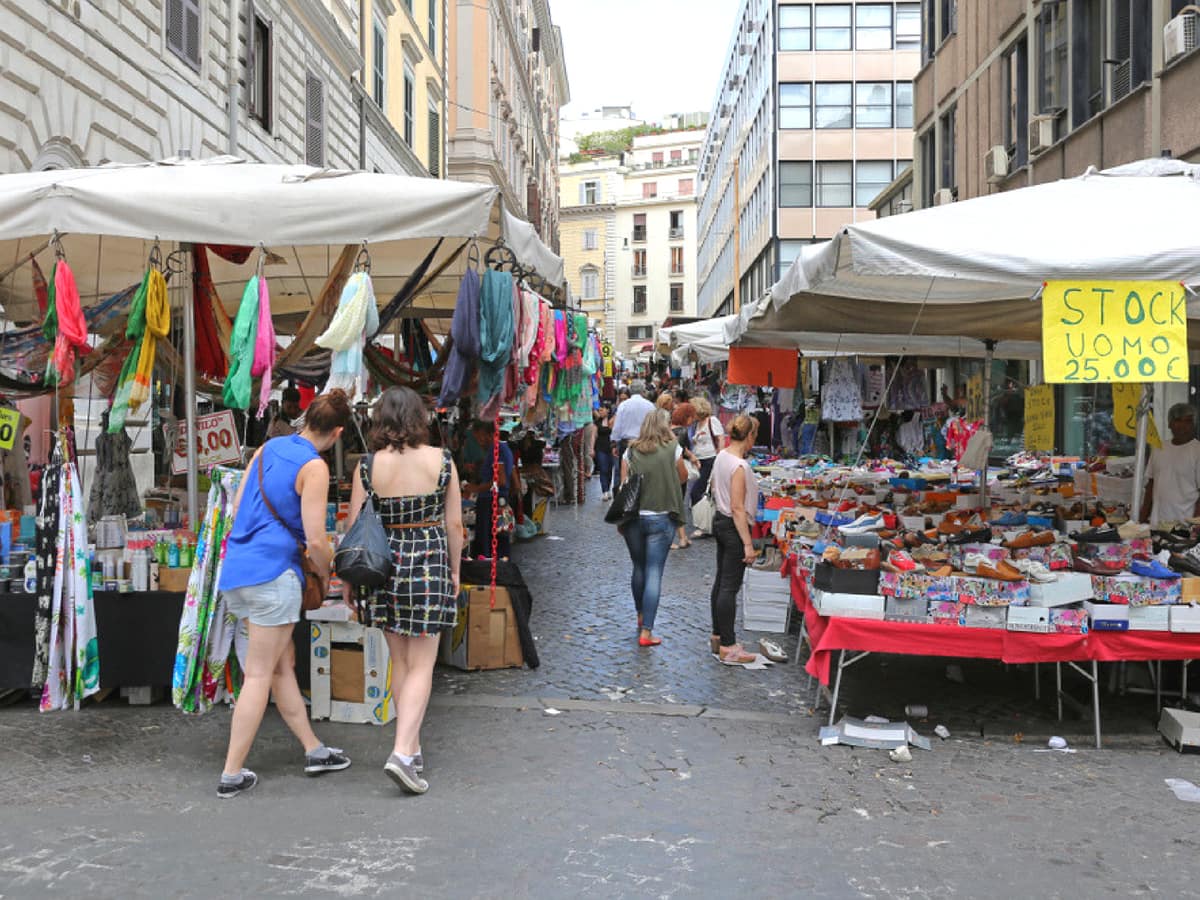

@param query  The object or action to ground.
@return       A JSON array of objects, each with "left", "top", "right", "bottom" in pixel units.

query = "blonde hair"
[
  {"left": 728, "top": 414, "right": 759, "bottom": 443},
  {"left": 632, "top": 408, "right": 675, "bottom": 454},
  {"left": 655, "top": 393, "right": 674, "bottom": 411},
  {"left": 691, "top": 396, "right": 712, "bottom": 418}
]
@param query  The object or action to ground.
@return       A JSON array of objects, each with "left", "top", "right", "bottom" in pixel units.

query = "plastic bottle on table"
[{"left": 168, "top": 540, "right": 180, "bottom": 568}]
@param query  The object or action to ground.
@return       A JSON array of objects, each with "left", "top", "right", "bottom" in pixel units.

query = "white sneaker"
[
  {"left": 962, "top": 552, "right": 989, "bottom": 574},
  {"left": 1012, "top": 558, "right": 1056, "bottom": 583}
]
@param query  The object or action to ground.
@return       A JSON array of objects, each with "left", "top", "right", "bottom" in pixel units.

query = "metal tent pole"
[
  {"left": 181, "top": 244, "right": 199, "bottom": 532},
  {"left": 1131, "top": 384, "right": 1152, "bottom": 521},
  {"left": 979, "top": 339, "right": 996, "bottom": 510}
]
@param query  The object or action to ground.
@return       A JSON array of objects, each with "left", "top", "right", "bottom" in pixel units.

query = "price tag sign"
[
  {"left": 0, "top": 407, "right": 19, "bottom": 450},
  {"left": 601, "top": 342, "right": 614, "bottom": 378},
  {"left": 169, "top": 410, "right": 242, "bottom": 475},
  {"left": 1112, "top": 383, "right": 1162, "bottom": 450},
  {"left": 1023, "top": 384, "right": 1055, "bottom": 452},
  {"left": 1042, "top": 280, "right": 1188, "bottom": 383},
  {"left": 966, "top": 373, "right": 984, "bottom": 422}
]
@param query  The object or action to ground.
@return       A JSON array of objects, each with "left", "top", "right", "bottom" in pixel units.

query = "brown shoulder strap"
[{"left": 257, "top": 450, "right": 305, "bottom": 552}]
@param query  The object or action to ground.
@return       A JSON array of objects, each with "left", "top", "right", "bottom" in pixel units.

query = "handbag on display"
[
  {"left": 605, "top": 472, "right": 644, "bottom": 525},
  {"left": 256, "top": 452, "right": 325, "bottom": 611},
  {"left": 496, "top": 498, "right": 516, "bottom": 534},
  {"left": 334, "top": 455, "right": 394, "bottom": 589}
]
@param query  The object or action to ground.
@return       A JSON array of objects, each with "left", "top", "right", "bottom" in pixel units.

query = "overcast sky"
[{"left": 553, "top": 0, "right": 742, "bottom": 123}]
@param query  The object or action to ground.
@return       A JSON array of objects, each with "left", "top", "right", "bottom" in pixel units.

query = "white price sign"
[{"left": 169, "top": 410, "right": 242, "bottom": 475}]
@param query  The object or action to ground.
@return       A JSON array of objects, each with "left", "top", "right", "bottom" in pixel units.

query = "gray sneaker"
[
  {"left": 413, "top": 752, "right": 424, "bottom": 774},
  {"left": 216, "top": 769, "right": 258, "bottom": 799},
  {"left": 304, "top": 746, "right": 352, "bottom": 776},
  {"left": 384, "top": 754, "right": 428, "bottom": 794}
]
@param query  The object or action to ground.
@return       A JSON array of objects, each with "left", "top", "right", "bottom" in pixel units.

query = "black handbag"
[
  {"left": 604, "top": 472, "right": 644, "bottom": 525},
  {"left": 334, "top": 455, "right": 393, "bottom": 588}
]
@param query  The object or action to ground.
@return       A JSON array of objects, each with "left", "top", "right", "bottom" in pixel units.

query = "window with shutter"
[
  {"left": 166, "top": 0, "right": 201, "bottom": 70},
  {"left": 305, "top": 73, "right": 325, "bottom": 167},
  {"left": 428, "top": 107, "right": 440, "bottom": 176}
]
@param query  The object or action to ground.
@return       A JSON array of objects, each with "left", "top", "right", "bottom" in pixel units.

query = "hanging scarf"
[
  {"left": 553, "top": 311, "right": 569, "bottom": 368},
  {"left": 129, "top": 267, "right": 168, "bottom": 412},
  {"left": 191, "top": 246, "right": 233, "bottom": 379},
  {"left": 31, "top": 257, "right": 49, "bottom": 318},
  {"left": 222, "top": 277, "right": 261, "bottom": 410},
  {"left": 31, "top": 463, "right": 62, "bottom": 689},
  {"left": 523, "top": 298, "right": 547, "bottom": 386},
  {"left": 477, "top": 269, "right": 514, "bottom": 404},
  {"left": 42, "top": 260, "right": 90, "bottom": 388},
  {"left": 438, "top": 271, "right": 482, "bottom": 407},
  {"left": 251, "top": 276, "right": 276, "bottom": 417},
  {"left": 316, "top": 272, "right": 377, "bottom": 396},
  {"left": 108, "top": 267, "right": 151, "bottom": 433}
]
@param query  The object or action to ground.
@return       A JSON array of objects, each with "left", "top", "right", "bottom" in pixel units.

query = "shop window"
[
  {"left": 1003, "top": 36, "right": 1029, "bottom": 168},
  {"left": 895, "top": 81, "right": 913, "bottom": 128},
  {"left": 778, "top": 4, "right": 812, "bottom": 51},
  {"left": 248, "top": 9, "right": 272, "bottom": 131},
  {"left": 779, "top": 160, "right": 813, "bottom": 207},
  {"left": 814, "top": 4, "right": 852, "bottom": 50},
  {"left": 896, "top": 3, "right": 921, "bottom": 49},
  {"left": 815, "top": 83, "right": 852, "bottom": 128},
  {"left": 855, "top": 160, "right": 894, "bottom": 207},
  {"left": 305, "top": 72, "right": 325, "bottom": 167},
  {"left": 779, "top": 82, "right": 812, "bottom": 129},
  {"left": 815, "top": 161, "right": 852, "bottom": 207},
  {"left": 855, "top": 82, "right": 893, "bottom": 127},
  {"left": 855, "top": 4, "right": 893, "bottom": 49}
]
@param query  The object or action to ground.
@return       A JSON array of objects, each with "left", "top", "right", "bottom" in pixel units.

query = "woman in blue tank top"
[{"left": 215, "top": 390, "right": 352, "bottom": 799}]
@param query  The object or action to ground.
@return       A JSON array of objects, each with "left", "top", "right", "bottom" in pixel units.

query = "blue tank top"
[{"left": 219, "top": 434, "right": 320, "bottom": 592}]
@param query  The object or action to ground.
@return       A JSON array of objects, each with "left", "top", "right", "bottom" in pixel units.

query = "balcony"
[
  {"left": 631, "top": 266, "right": 647, "bottom": 279},
  {"left": 668, "top": 227, "right": 684, "bottom": 239},
  {"left": 631, "top": 227, "right": 646, "bottom": 243},
  {"left": 670, "top": 265, "right": 684, "bottom": 276}
]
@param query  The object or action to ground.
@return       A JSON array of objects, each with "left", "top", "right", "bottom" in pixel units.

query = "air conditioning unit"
[
  {"left": 985, "top": 145, "right": 1009, "bottom": 183},
  {"left": 1028, "top": 116, "right": 1057, "bottom": 156},
  {"left": 933, "top": 188, "right": 955, "bottom": 206},
  {"left": 1165, "top": 12, "right": 1198, "bottom": 65}
]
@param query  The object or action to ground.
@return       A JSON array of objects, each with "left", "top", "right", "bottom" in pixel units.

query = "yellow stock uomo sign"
[{"left": 1042, "top": 280, "right": 1188, "bottom": 383}]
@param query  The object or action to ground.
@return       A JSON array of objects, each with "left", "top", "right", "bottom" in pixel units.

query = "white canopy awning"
[
  {"left": 0, "top": 157, "right": 563, "bottom": 327},
  {"left": 739, "top": 158, "right": 1200, "bottom": 346}
]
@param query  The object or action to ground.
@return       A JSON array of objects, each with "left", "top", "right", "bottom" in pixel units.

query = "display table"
[
  {"left": 783, "top": 556, "right": 1200, "bottom": 748},
  {"left": 0, "top": 591, "right": 185, "bottom": 690}
]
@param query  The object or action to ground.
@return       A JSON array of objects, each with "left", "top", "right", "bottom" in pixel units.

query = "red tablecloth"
[{"left": 786, "top": 555, "right": 1200, "bottom": 685}]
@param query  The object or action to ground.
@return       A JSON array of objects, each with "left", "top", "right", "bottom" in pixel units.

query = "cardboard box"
[
  {"left": 1169, "top": 604, "right": 1200, "bottom": 634},
  {"left": 813, "top": 590, "right": 885, "bottom": 619},
  {"left": 813, "top": 562, "right": 880, "bottom": 596},
  {"left": 884, "top": 595, "right": 929, "bottom": 623},
  {"left": 1182, "top": 578, "right": 1200, "bottom": 602},
  {"left": 439, "top": 587, "right": 524, "bottom": 671},
  {"left": 310, "top": 621, "right": 394, "bottom": 725},
  {"left": 929, "top": 600, "right": 963, "bottom": 625},
  {"left": 1028, "top": 573, "right": 1096, "bottom": 607},
  {"left": 1128, "top": 604, "right": 1170, "bottom": 631},
  {"left": 1085, "top": 601, "right": 1130, "bottom": 631},
  {"left": 1007, "top": 606, "right": 1051, "bottom": 633},
  {"left": 1050, "top": 607, "right": 1089, "bottom": 634},
  {"left": 963, "top": 605, "right": 1007, "bottom": 629},
  {"left": 158, "top": 566, "right": 191, "bottom": 593},
  {"left": 1158, "top": 708, "right": 1200, "bottom": 751}
]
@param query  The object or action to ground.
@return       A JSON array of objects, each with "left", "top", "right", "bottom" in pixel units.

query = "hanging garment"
[
  {"left": 173, "top": 466, "right": 243, "bottom": 714},
  {"left": 897, "top": 414, "right": 925, "bottom": 458},
  {"left": 31, "top": 463, "right": 61, "bottom": 688},
  {"left": 316, "top": 271, "right": 378, "bottom": 396},
  {"left": 821, "top": 358, "right": 863, "bottom": 422},
  {"left": 129, "top": 268, "right": 168, "bottom": 412},
  {"left": 888, "top": 361, "right": 930, "bottom": 411},
  {"left": 477, "top": 268, "right": 514, "bottom": 404},
  {"left": 43, "top": 260, "right": 90, "bottom": 388},
  {"left": 222, "top": 277, "right": 262, "bottom": 410},
  {"left": 958, "top": 427, "right": 994, "bottom": 471},
  {"left": 87, "top": 429, "right": 142, "bottom": 525},
  {"left": 252, "top": 276, "right": 276, "bottom": 417},
  {"left": 437, "top": 269, "right": 481, "bottom": 407},
  {"left": 860, "top": 364, "right": 886, "bottom": 408},
  {"left": 40, "top": 462, "right": 99, "bottom": 711},
  {"left": 30, "top": 256, "right": 49, "bottom": 319},
  {"left": 108, "top": 268, "right": 150, "bottom": 433},
  {"left": 517, "top": 290, "right": 540, "bottom": 372},
  {"left": 553, "top": 311, "right": 569, "bottom": 367}
]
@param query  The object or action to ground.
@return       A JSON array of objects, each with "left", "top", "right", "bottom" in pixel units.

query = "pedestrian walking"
[
  {"left": 343, "top": 386, "right": 464, "bottom": 795},
  {"left": 463, "top": 419, "right": 514, "bottom": 558},
  {"left": 618, "top": 409, "right": 685, "bottom": 647},
  {"left": 688, "top": 396, "right": 726, "bottom": 539},
  {"left": 708, "top": 414, "right": 760, "bottom": 665},
  {"left": 594, "top": 404, "right": 615, "bottom": 501},
  {"left": 669, "top": 396, "right": 700, "bottom": 549},
  {"left": 611, "top": 379, "right": 654, "bottom": 460},
  {"left": 216, "top": 389, "right": 354, "bottom": 799}
]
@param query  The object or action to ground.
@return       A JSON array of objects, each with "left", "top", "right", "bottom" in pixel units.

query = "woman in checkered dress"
[{"left": 343, "top": 386, "right": 464, "bottom": 794}]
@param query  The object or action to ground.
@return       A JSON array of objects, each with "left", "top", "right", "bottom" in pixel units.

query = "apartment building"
[
  {"left": 362, "top": 0, "right": 448, "bottom": 176},
  {"left": 910, "top": 0, "right": 1200, "bottom": 459},
  {"left": 447, "top": 0, "right": 569, "bottom": 252},
  {"left": 0, "top": 0, "right": 419, "bottom": 175},
  {"left": 559, "top": 153, "right": 622, "bottom": 341},
  {"left": 697, "top": 0, "right": 921, "bottom": 318}
]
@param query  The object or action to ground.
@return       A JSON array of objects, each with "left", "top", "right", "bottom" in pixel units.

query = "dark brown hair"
[
  {"left": 728, "top": 414, "right": 759, "bottom": 443},
  {"left": 305, "top": 389, "right": 352, "bottom": 434},
  {"left": 370, "top": 385, "right": 430, "bottom": 451}
]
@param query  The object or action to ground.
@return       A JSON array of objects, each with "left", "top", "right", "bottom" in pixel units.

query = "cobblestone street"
[{"left": 3, "top": 481, "right": 1200, "bottom": 897}]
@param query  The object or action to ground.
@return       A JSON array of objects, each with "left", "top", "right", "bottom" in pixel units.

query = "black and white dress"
[{"left": 363, "top": 450, "right": 457, "bottom": 636}]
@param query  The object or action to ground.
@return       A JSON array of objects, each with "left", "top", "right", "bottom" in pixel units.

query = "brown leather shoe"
[
  {"left": 978, "top": 559, "right": 1024, "bottom": 582},
  {"left": 1004, "top": 530, "right": 1055, "bottom": 549},
  {"left": 929, "top": 565, "right": 953, "bottom": 577}
]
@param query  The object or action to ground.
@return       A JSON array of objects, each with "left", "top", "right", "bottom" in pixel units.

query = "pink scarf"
[
  {"left": 53, "top": 260, "right": 90, "bottom": 387},
  {"left": 251, "top": 276, "right": 276, "bottom": 417}
]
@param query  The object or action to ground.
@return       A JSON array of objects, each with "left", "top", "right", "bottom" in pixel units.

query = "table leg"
[
  {"left": 1056, "top": 662, "right": 1063, "bottom": 722},
  {"left": 1155, "top": 660, "right": 1162, "bottom": 712},
  {"left": 793, "top": 615, "right": 808, "bottom": 666},
  {"left": 828, "top": 649, "right": 846, "bottom": 727},
  {"left": 1184, "top": 660, "right": 1190, "bottom": 708},
  {"left": 1033, "top": 663, "right": 1040, "bottom": 701},
  {"left": 1092, "top": 660, "right": 1102, "bottom": 750}
]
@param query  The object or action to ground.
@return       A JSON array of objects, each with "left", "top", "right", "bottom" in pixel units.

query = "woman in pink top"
[{"left": 708, "top": 414, "right": 759, "bottom": 665}]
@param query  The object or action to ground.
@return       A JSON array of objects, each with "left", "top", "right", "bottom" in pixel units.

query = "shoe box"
[
  {"left": 1006, "top": 606, "right": 1051, "bottom": 633},
  {"left": 1050, "top": 607, "right": 1089, "bottom": 634},
  {"left": 813, "top": 589, "right": 885, "bottom": 620},
  {"left": 962, "top": 604, "right": 1007, "bottom": 629},
  {"left": 1028, "top": 573, "right": 1096, "bottom": 607},
  {"left": 1182, "top": 578, "right": 1200, "bottom": 603},
  {"left": 929, "top": 600, "right": 964, "bottom": 625},
  {"left": 884, "top": 595, "right": 929, "bottom": 623},
  {"left": 1128, "top": 604, "right": 1171, "bottom": 631},
  {"left": 742, "top": 569, "right": 792, "bottom": 633},
  {"left": 1169, "top": 604, "right": 1200, "bottom": 633},
  {"left": 1084, "top": 601, "right": 1129, "bottom": 631},
  {"left": 813, "top": 561, "right": 880, "bottom": 595},
  {"left": 1090, "top": 574, "right": 1181, "bottom": 606},
  {"left": 1158, "top": 707, "right": 1200, "bottom": 751}
]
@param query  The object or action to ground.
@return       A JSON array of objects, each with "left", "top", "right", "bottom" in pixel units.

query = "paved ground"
[{"left": 3, "top": 477, "right": 1200, "bottom": 898}]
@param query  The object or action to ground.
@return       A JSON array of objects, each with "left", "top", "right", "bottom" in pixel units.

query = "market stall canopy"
[
  {"left": 736, "top": 158, "right": 1200, "bottom": 346},
  {"left": 0, "top": 157, "right": 563, "bottom": 329}
]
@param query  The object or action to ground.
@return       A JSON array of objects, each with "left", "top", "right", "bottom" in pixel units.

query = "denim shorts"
[{"left": 223, "top": 569, "right": 301, "bottom": 627}]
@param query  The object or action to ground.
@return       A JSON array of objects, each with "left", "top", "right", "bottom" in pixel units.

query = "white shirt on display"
[{"left": 1146, "top": 438, "right": 1200, "bottom": 525}]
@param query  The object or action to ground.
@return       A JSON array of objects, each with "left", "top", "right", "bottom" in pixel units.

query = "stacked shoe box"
[{"left": 742, "top": 568, "right": 792, "bottom": 633}]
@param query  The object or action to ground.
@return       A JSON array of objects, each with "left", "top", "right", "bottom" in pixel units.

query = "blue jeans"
[
  {"left": 620, "top": 513, "right": 674, "bottom": 630},
  {"left": 595, "top": 449, "right": 615, "bottom": 494}
]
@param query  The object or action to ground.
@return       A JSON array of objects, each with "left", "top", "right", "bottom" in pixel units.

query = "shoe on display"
[
  {"left": 1012, "top": 558, "right": 1056, "bottom": 583},
  {"left": 993, "top": 511, "right": 1028, "bottom": 527},
  {"left": 947, "top": 526, "right": 993, "bottom": 546},
  {"left": 1071, "top": 524, "right": 1121, "bottom": 543},
  {"left": 886, "top": 551, "right": 921, "bottom": 572},
  {"left": 1169, "top": 553, "right": 1200, "bottom": 576},
  {"left": 1072, "top": 555, "right": 1123, "bottom": 575},
  {"left": 978, "top": 559, "right": 1025, "bottom": 582},
  {"left": 1004, "top": 530, "right": 1055, "bottom": 549},
  {"left": 1117, "top": 521, "right": 1150, "bottom": 541},
  {"left": 962, "top": 552, "right": 989, "bottom": 574},
  {"left": 839, "top": 513, "right": 884, "bottom": 534},
  {"left": 1130, "top": 558, "right": 1181, "bottom": 580}
]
